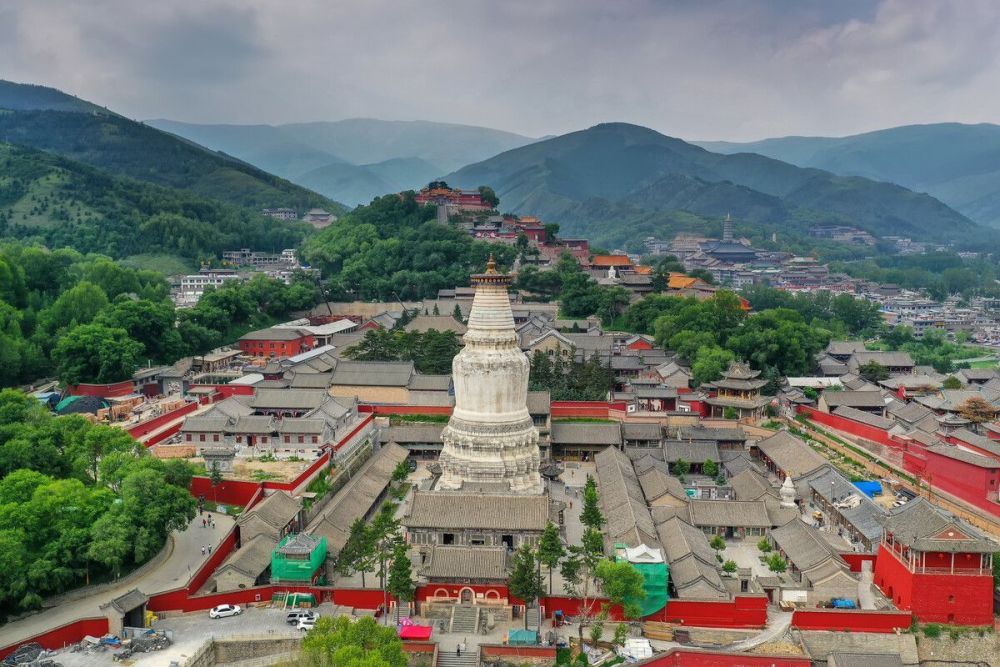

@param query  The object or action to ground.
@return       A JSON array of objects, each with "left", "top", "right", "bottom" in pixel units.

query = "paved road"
[{"left": 0, "top": 513, "right": 235, "bottom": 650}]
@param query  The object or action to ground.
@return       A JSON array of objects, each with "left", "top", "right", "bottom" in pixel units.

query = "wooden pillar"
[{"left": 950, "top": 552, "right": 955, "bottom": 574}]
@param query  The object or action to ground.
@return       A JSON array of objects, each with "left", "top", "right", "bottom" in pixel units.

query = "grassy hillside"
[
  {"left": 0, "top": 143, "right": 311, "bottom": 260},
  {"left": 698, "top": 123, "right": 1000, "bottom": 227},
  {"left": 448, "top": 122, "right": 976, "bottom": 249},
  {"left": 0, "top": 110, "right": 346, "bottom": 214}
]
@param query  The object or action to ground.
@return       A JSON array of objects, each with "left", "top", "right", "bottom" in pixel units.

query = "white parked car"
[
  {"left": 209, "top": 604, "right": 242, "bottom": 619},
  {"left": 297, "top": 617, "right": 317, "bottom": 631}
]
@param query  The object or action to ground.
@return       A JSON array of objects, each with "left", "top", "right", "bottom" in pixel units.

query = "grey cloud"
[{"left": 0, "top": 0, "right": 998, "bottom": 141}]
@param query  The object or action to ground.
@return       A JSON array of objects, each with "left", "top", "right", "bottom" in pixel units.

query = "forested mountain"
[
  {"left": 0, "top": 143, "right": 311, "bottom": 260},
  {"left": 447, "top": 123, "right": 976, "bottom": 251},
  {"left": 0, "top": 81, "right": 345, "bottom": 213},
  {"left": 697, "top": 123, "right": 1000, "bottom": 227},
  {"left": 148, "top": 118, "right": 537, "bottom": 206}
]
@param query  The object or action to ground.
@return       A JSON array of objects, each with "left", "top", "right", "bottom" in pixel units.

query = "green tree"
[
  {"left": 702, "top": 459, "right": 719, "bottom": 478},
  {"left": 709, "top": 535, "right": 726, "bottom": 552},
  {"left": 301, "top": 615, "right": 407, "bottom": 667},
  {"left": 671, "top": 459, "right": 690, "bottom": 478},
  {"left": 766, "top": 553, "right": 787, "bottom": 573},
  {"left": 942, "top": 375, "right": 962, "bottom": 390},
  {"left": 53, "top": 323, "right": 143, "bottom": 385},
  {"left": 595, "top": 559, "right": 646, "bottom": 620},
  {"left": 560, "top": 527, "right": 605, "bottom": 643},
  {"left": 337, "top": 519, "right": 375, "bottom": 588},
  {"left": 757, "top": 538, "right": 772, "bottom": 553},
  {"left": 691, "top": 346, "right": 735, "bottom": 387},
  {"left": 858, "top": 360, "right": 889, "bottom": 383},
  {"left": 959, "top": 396, "right": 998, "bottom": 424},
  {"left": 387, "top": 541, "right": 414, "bottom": 623},
  {"left": 209, "top": 461, "right": 224, "bottom": 503},
  {"left": 581, "top": 475, "right": 604, "bottom": 530},
  {"left": 478, "top": 185, "right": 500, "bottom": 209},
  {"left": 508, "top": 543, "right": 544, "bottom": 630},
  {"left": 723, "top": 560, "right": 738, "bottom": 574},
  {"left": 537, "top": 522, "right": 565, "bottom": 595}
]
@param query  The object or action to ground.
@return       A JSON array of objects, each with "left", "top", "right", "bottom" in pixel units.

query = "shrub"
[
  {"left": 757, "top": 538, "right": 772, "bottom": 553},
  {"left": 722, "top": 560, "right": 737, "bottom": 574},
  {"left": 923, "top": 624, "right": 942, "bottom": 639}
]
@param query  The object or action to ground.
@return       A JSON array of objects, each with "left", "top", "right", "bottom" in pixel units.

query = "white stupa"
[
  {"left": 780, "top": 475, "right": 797, "bottom": 509},
  {"left": 436, "top": 256, "right": 543, "bottom": 494}
]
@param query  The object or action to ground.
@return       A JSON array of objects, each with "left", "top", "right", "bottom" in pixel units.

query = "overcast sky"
[{"left": 2, "top": 0, "right": 998, "bottom": 141}]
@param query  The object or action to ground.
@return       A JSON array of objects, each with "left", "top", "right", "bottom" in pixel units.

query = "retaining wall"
[{"left": 790, "top": 608, "right": 911, "bottom": 632}]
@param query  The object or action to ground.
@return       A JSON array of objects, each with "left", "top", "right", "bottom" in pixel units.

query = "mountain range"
[
  {"left": 698, "top": 123, "right": 1000, "bottom": 227},
  {"left": 447, "top": 123, "right": 975, "bottom": 250},
  {"left": 147, "top": 118, "right": 539, "bottom": 206}
]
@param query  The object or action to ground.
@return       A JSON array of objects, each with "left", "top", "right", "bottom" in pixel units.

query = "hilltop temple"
[{"left": 436, "top": 256, "right": 543, "bottom": 494}]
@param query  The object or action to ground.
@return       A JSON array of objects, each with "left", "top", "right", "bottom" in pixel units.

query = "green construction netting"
[
  {"left": 615, "top": 558, "right": 668, "bottom": 617},
  {"left": 271, "top": 534, "right": 327, "bottom": 583}
]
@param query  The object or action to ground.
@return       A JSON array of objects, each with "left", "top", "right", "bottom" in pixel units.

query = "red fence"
[
  {"left": 839, "top": 552, "right": 877, "bottom": 573},
  {"left": 0, "top": 617, "right": 110, "bottom": 659},
  {"left": 126, "top": 401, "right": 199, "bottom": 441},
  {"left": 790, "top": 608, "right": 911, "bottom": 632},
  {"left": 644, "top": 648, "right": 810, "bottom": 667},
  {"left": 190, "top": 476, "right": 262, "bottom": 507},
  {"left": 797, "top": 406, "right": 896, "bottom": 448},
  {"left": 265, "top": 453, "right": 331, "bottom": 493},
  {"left": 551, "top": 401, "right": 627, "bottom": 419},
  {"left": 358, "top": 404, "right": 453, "bottom": 416},
  {"left": 659, "top": 596, "right": 768, "bottom": 628},
  {"left": 330, "top": 414, "right": 375, "bottom": 454},
  {"left": 189, "top": 384, "right": 255, "bottom": 400}
]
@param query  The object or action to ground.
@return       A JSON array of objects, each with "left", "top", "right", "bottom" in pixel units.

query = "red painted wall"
[
  {"left": 658, "top": 596, "right": 768, "bottom": 629},
  {"left": 839, "top": 552, "right": 877, "bottom": 573},
  {"left": 551, "top": 401, "right": 627, "bottom": 419},
  {"left": 644, "top": 649, "right": 810, "bottom": 667},
  {"left": 190, "top": 476, "right": 262, "bottom": 507},
  {"left": 417, "top": 583, "right": 509, "bottom": 602},
  {"left": 239, "top": 335, "right": 314, "bottom": 358},
  {"left": 329, "top": 415, "right": 375, "bottom": 453},
  {"left": 127, "top": 401, "right": 198, "bottom": 441},
  {"left": 145, "top": 422, "right": 183, "bottom": 446},
  {"left": 482, "top": 646, "right": 558, "bottom": 659},
  {"left": 873, "top": 544, "right": 994, "bottom": 625},
  {"left": 265, "top": 454, "right": 330, "bottom": 493},
  {"left": 798, "top": 406, "right": 896, "bottom": 448},
  {"left": 65, "top": 380, "right": 135, "bottom": 398},
  {"left": 0, "top": 617, "right": 109, "bottom": 659},
  {"left": 359, "top": 404, "right": 453, "bottom": 416},
  {"left": 790, "top": 609, "right": 911, "bottom": 632}
]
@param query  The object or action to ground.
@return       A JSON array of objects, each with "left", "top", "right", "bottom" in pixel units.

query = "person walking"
[
  {"left": 202, "top": 518, "right": 206, "bottom": 528},
  {"left": 201, "top": 546, "right": 206, "bottom": 555},
  {"left": 208, "top": 545, "right": 212, "bottom": 554},
  {"left": 456, "top": 644, "right": 461, "bottom": 657}
]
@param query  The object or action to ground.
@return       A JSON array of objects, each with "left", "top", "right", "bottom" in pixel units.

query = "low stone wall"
[
  {"left": 184, "top": 637, "right": 302, "bottom": 667},
  {"left": 917, "top": 632, "right": 1000, "bottom": 666}
]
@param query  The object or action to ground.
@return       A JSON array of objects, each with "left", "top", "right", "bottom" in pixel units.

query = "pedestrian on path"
[
  {"left": 456, "top": 645, "right": 461, "bottom": 657},
  {"left": 208, "top": 545, "right": 212, "bottom": 554},
  {"left": 201, "top": 546, "right": 206, "bottom": 555},
  {"left": 202, "top": 518, "right": 206, "bottom": 528}
]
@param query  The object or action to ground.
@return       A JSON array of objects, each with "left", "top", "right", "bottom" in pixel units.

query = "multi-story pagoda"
[
  {"left": 705, "top": 361, "right": 769, "bottom": 421},
  {"left": 436, "top": 256, "right": 543, "bottom": 494}
]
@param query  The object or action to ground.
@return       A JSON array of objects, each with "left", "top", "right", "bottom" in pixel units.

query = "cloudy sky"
[{"left": 1, "top": 0, "right": 998, "bottom": 141}]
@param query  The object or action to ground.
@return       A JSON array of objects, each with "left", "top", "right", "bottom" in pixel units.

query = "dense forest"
[
  {"left": 0, "top": 144, "right": 313, "bottom": 261},
  {"left": 0, "top": 242, "right": 319, "bottom": 387},
  {"left": 343, "top": 328, "right": 461, "bottom": 375},
  {"left": 0, "top": 108, "right": 345, "bottom": 213},
  {"left": 0, "top": 389, "right": 196, "bottom": 617},
  {"left": 301, "top": 193, "right": 517, "bottom": 301},
  {"left": 830, "top": 252, "right": 1000, "bottom": 300}
]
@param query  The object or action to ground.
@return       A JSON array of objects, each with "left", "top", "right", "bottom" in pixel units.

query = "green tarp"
[
  {"left": 508, "top": 629, "right": 538, "bottom": 645},
  {"left": 629, "top": 561, "right": 669, "bottom": 617}
]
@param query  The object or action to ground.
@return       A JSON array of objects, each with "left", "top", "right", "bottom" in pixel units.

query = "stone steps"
[
  {"left": 449, "top": 605, "right": 480, "bottom": 634},
  {"left": 437, "top": 648, "right": 479, "bottom": 667},
  {"left": 525, "top": 606, "right": 541, "bottom": 629}
]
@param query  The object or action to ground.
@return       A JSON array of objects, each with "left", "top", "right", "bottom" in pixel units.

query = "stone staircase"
[
  {"left": 437, "top": 648, "right": 479, "bottom": 667},
  {"left": 393, "top": 602, "right": 411, "bottom": 622},
  {"left": 449, "top": 605, "right": 480, "bottom": 634}
]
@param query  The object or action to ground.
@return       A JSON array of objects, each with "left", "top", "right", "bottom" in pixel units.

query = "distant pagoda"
[
  {"left": 436, "top": 256, "right": 543, "bottom": 494},
  {"left": 705, "top": 361, "right": 769, "bottom": 421}
]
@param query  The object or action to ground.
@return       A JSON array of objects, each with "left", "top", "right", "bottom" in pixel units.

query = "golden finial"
[{"left": 485, "top": 253, "right": 497, "bottom": 274}]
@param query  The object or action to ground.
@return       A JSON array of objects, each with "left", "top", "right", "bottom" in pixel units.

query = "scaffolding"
[{"left": 271, "top": 533, "right": 327, "bottom": 584}]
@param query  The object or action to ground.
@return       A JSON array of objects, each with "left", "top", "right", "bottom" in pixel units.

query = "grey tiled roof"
[
  {"left": 240, "top": 327, "right": 310, "bottom": 341},
  {"left": 231, "top": 415, "right": 275, "bottom": 434},
  {"left": 757, "top": 431, "right": 827, "bottom": 479},
  {"left": 655, "top": 516, "right": 728, "bottom": 599},
  {"left": 216, "top": 533, "right": 276, "bottom": 579},
  {"left": 821, "top": 391, "right": 886, "bottom": 409},
  {"left": 550, "top": 422, "right": 622, "bottom": 446},
  {"left": 595, "top": 447, "right": 658, "bottom": 548},
  {"left": 806, "top": 466, "right": 885, "bottom": 544},
  {"left": 729, "top": 469, "right": 778, "bottom": 501},
  {"left": 403, "top": 492, "right": 550, "bottom": 531},
  {"left": 926, "top": 444, "right": 1000, "bottom": 469},
  {"left": 799, "top": 632, "right": 917, "bottom": 664},
  {"left": 637, "top": 467, "right": 688, "bottom": 503},
  {"left": 677, "top": 425, "right": 746, "bottom": 442},
  {"left": 622, "top": 422, "right": 662, "bottom": 441},
  {"left": 420, "top": 546, "right": 508, "bottom": 580},
  {"left": 277, "top": 419, "right": 326, "bottom": 435},
  {"left": 330, "top": 360, "right": 414, "bottom": 386},
  {"left": 687, "top": 500, "right": 771, "bottom": 528},
  {"left": 182, "top": 415, "right": 232, "bottom": 432},
  {"left": 828, "top": 653, "right": 904, "bottom": 667},
  {"left": 238, "top": 491, "right": 300, "bottom": 531},
  {"left": 406, "top": 374, "right": 453, "bottom": 391},
  {"left": 662, "top": 440, "right": 720, "bottom": 464},
  {"left": 770, "top": 518, "right": 850, "bottom": 584},
  {"left": 832, "top": 406, "right": 894, "bottom": 430},
  {"left": 386, "top": 424, "right": 445, "bottom": 444},
  {"left": 250, "top": 388, "right": 329, "bottom": 411},
  {"left": 288, "top": 372, "right": 333, "bottom": 389}
]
